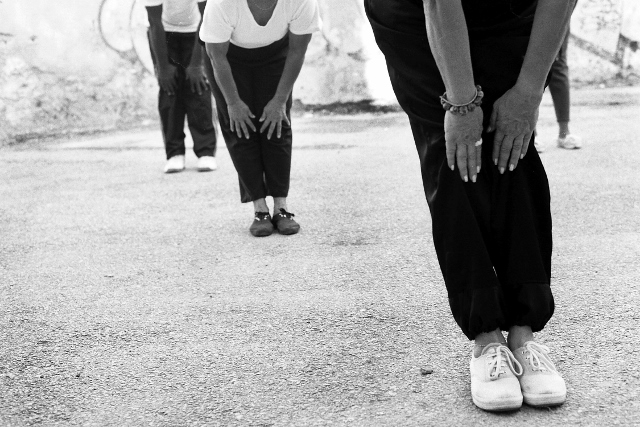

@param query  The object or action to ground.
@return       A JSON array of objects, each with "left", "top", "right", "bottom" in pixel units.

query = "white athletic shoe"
[
  {"left": 470, "top": 343, "right": 524, "bottom": 412},
  {"left": 164, "top": 155, "right": 185, "bottom": 173},
  {"left": 197, "top": 156, "right": 218, "bottom": 172},
  {"left": 557, "top": 134, "right": 582, "bottom": 149},
  {"left": 513, "top": 341, "right": 567, "bottom": 407},
  {"left": 534, "top": 139, "right": 546, "bottom": 153}
]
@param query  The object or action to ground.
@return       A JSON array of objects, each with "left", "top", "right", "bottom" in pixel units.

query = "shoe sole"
[
  {"left": 197, "top": 167, "right": 217, "bottom": 172},
  {"left": 472, "top": 395, "right": 523, "bottom": 412},
  {"left": 164, "top": 169, "right": 184, "bottom": 174},
  {"left": 523, "top": 391, "right": 566, "bottom": 407},
  {"left": 276, "top": 227, "right": 300, "bottom": 235},
  {"left": 250, "top": 228, "right": 274, "bottom": 237},
  {"left": 557, "top": 145, "right": 581, "bottom": 150}
]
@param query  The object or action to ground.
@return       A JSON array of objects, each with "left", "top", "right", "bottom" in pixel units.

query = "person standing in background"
[
  {"left": 200, "top": 0, "right": 321, "bottom": 237},
  {"left": 548, "top": 29, "right": 582, "bottom": 150},
  {"left": 146, "top": 0, "right": 218, "bottom": 173},
  {"left": 536, "top": 13, "right": 581, "bottom": 153}
]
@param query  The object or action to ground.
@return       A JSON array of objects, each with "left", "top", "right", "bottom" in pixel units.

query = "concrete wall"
[
  {"left": 0, "top": 0, "right": 385, "bottom": 144},
  {"left": 0, "top": 0, "right": 638, "bottom": 144}
]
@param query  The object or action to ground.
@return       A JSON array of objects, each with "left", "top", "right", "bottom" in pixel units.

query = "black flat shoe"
[
  {"left": 272, "top": 209, "right": 300, "bottom": 235},
  {"left": 249, "top": 212, "right": 274, "bottom": 237}
]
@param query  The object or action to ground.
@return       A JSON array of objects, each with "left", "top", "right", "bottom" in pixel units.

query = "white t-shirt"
[
  {"left": 199, "top": 0, "right": 322, "bottom": 49},
  {"left": 144, "top": 0, "right": 205, "bottom": 33}
]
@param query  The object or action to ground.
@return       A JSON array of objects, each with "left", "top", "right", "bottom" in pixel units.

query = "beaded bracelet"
[{"left": 440, "top": 85, "right": 484, "bottom": 115}]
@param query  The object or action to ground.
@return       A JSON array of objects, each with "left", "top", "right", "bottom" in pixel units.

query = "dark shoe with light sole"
[
  {"left": 272, "top": 209, "right": 300, "bottom": 235},
  {"left": 249, "top": 212, "right": 274, "bottom": 237}
]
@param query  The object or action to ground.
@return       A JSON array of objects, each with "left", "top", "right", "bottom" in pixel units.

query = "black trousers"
[
  {"left": 549, "top": 31, "right": 571, "bottom": 123},
  {"left": 366, "top": 0, "right": 554, "bottom": 340},
  {"left": 209, "top": 37, "right": 292, "bottom": 203},
  {"left": 149, "top": 31, "right": 217, "bottom": 159}
]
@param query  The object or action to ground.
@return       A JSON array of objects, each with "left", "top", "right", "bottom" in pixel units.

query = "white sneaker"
[
  {"left": 513, "top": 341, "right": 567, "bottom": 407},
  {"left": 557, "top": 134, "right": 582, "bottom": 149},
  {"left": 197, "top": 156, "right": 217, "bottom": 172},
  {"left": 164, "top": 155, "right": 185, "bottom": 173},
  {"left": 470, "top": 343, "right": 524, "bottom": 411},
  {"left": 534, "top": 139, "right": 546, "bottom": 153}
]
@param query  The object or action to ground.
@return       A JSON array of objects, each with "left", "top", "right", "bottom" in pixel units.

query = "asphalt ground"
[{"left": 1, "top": 87, "right": 640, "bottom": 426}]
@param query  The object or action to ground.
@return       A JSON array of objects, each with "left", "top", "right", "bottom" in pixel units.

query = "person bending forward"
[
  {"left": 146, "top": 0, "right": 218, "bottom": 173},
  {"left": 200, "top": 0, "right": 321, "bottom": 237},
  {"left": 365, "top": 0, "right": 576, "bottom": 412}
]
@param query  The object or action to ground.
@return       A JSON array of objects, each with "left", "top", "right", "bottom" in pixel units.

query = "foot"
[
  {"left": 557, "top": 134, "right": 582, "bottom": 150},
  {"left": 512, "top": 341, "right": 566, "bottom": 407},
  {"left": 164, "top": 155, "right": 185, "bottom": 173},
  {"left": 249, "top": 212, "right": 274, "bottom": 237},
  {"left": 470, "top": 343, "right": 524, "bottom": 412},
  {"left": 197, "top": 156, "right": 217, "bottom": 172},
  {"left": 534, "top": 139, "right": 545, "bottom": 153},
  {"left": 272, "top": 208, "right": 300, "bottom": 235}
]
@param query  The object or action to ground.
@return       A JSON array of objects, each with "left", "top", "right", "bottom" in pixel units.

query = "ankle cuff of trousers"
[{"left": 449, "top": 283, "right": 555, "bottom": 340}]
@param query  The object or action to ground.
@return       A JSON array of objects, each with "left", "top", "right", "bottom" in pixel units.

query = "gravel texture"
[{"left": 1, "top": 87, "right": 639, "bottom": 426}]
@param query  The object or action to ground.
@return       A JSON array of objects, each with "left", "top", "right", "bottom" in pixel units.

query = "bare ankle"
[
  {"left": 273, "top": 197, "right": 287, "bottom": 213},
  {"left": 253, "top": 198, "right": 269, "bottom": 213},
  {"left": 507, "top": 325, "right": 534, "bottom": 350},
  {"left": 473, "top": 329, "right": 506, "bottom": 357}
]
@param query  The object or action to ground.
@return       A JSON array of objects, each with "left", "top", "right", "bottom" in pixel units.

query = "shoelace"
[
  {"left": 523, "top": 342, "right": 557, "bottom": 373},
  {"left": 254, "top": 211, "right": 270, "bottom": 221},
  {"left": 276, "top": 208, "right": 295, "bottom": 219},
  {"left": 483, "top": 344, "right": 523, "bottom": 380}
]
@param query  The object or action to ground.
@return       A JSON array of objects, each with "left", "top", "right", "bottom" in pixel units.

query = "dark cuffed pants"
[
  {"left": 365, "top": 0, "right": 554, "bottom": 340},
  {"left": 149, "top": 31, "right": 217, "bottom": 160},
  {"left": 209, "top": 37, "right": 292, "bottom": 203},
  {"left": 549, "top": 31, "right": 571, "bottom": 123}
]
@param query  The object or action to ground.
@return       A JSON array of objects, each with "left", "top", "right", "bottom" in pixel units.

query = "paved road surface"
[{"left": 1, "top": 87, "right": 640, "bottom": 426}]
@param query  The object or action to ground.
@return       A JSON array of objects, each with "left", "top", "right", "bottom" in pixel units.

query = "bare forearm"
[
  {"left": 423, "top": 0, "right": 476, "bottom": 104},
  {"left": 148, "top": 23, "right": 171, "bottom": 71},
  {"left": 273, "top": 52, "right": 305, "bottom": 101},
  {"left": 206, "top": 46, "right": 241, "bottom": 105},
  {"left": 517, "top": 0, "right": 577, "bottom": 93},
  {"left": 189, "top": 1, "right": 206, "bottom": 69}
]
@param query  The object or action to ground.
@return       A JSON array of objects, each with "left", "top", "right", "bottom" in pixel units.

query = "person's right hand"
[
  {"left": 157, "top": 64, "right": 178, "bottom": 96},
  {"left": 444, "top": 108, "right": 484, "bottom": 182},
  {"left": 228, "top": 101, "right": 256, "bottom": 139}
]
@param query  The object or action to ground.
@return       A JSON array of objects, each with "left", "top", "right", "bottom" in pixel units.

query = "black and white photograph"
[{"left": 1, "top": 0, "right": 639, "bottom": 425}]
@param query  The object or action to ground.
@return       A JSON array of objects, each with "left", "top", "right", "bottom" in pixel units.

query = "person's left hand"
[
  {"left": 487, "top": 83, "right": 542, "bottom": 173},
  {"left": 260, "top": 97, "right": 290, "bottom": 140},
  {"left": 185, "top": 65, "right": 209, "bottom": 95}
]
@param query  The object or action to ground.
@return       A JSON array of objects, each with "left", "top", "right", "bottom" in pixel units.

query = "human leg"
[
  {"left": 549, "top": 32, "right": 581, "bottom": 149},
  {"left": 149, "top": 32, "right": 188, "bottom": 162},
  {"left": 549, "top": 33, "right": 570, "bottom": 131},
  {"left": 251, "top": 41, "right": 298, "bottom": 235},
  {"left": 408, "top": 120, "right": 554, "bottom": 341},
  {"left": 210, "top": 62, "right": 267, "bottom": 203},
  {"left": 176, "top": 35, "right": 216, "bottom": 161},
  {"left": 252, "top": 55, "right": 293, "bottom": 205}
]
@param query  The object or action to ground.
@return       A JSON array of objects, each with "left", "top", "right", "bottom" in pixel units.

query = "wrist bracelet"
[{"left": 440, "top": 85, "right": 484, "bottom": 116}]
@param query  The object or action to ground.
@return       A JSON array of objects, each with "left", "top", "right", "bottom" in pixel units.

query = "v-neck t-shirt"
[
  {"left": 144, "top": 0, "right": 205, "bottom": 33},
  {"left": 199, "top": 0, "right": 322, "bottom": 49}
]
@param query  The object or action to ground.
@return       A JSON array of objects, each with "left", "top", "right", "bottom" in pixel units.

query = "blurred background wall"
[{"left": 0, "top": 0, "right": 638, "bottom": 144}]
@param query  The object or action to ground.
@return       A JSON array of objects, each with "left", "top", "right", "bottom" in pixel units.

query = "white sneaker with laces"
[
  {"left": 470, "top": 343, "right": 524, "bottom": 411},
  {"left": 164, "top": 155, "right": 185, "bottom": 173},
  {"left": 197, "top": 156, "right": 217, "bottom": 172},
  {"left": 513, "top": 341, "right": 567, "bottom": 407},
  {"left": 557, "top": 134, "right": 582, "bottom": 149}
]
